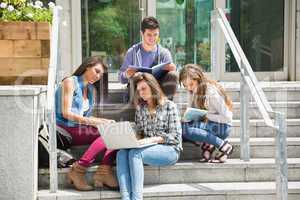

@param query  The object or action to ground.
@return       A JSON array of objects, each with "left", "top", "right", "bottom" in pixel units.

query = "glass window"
[
  {"left": 157, "top": 0, "right": 213, "bottom": 72},
  {"left": 81, "top": 0, "right": 141, "bottom": 72},
  {"left": 226, "top": 0, "right": 284, "bottom": 72}
]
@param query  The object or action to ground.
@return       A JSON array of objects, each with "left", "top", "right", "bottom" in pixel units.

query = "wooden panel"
[
  {"left": 41, "top": 40, "right": 50, "bottom": 58},
  {"left": 0, "top": 77, "right": 33, "bottom": 85},
  {"left": 2, "top": 76, "right": 47, "bottom": 85},
  {"left": 0, "top": 22, "right": 50, "bottom": 40},
  {"left": 0, "top": 76, "right": 48, "bottom": 85},
  {"left": 0, "top": 58, "right": 46, "bottom": 77},
  {"left": 31, "top": 76, "right": 48, "bottom": 85},
  {"left": 0, "top": 40, "right": 13, "bottom": 57},
  {"left": 0, "top": 22, "right": 50, "bottom": 84},
  {"left": 41, "top": 58, "right": 49, "bottom": 69},
  {"left": 0, "top": 22, "right": 37, "bottom": 40},
  {"left": 14, "top": 58, "right": 44, "bottom": 76},
  {"left": 0, "top": 58, "right": 15, "bottom": 76},
  {"left": 14, "top": 40, "right": 41, "bottom": 57},
  {"left": 36, "top": 22, "right": 50, "bottom": 40}
]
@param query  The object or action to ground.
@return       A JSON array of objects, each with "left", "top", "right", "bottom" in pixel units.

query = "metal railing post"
[
  {"left": 47, "top": 6, "right": 61, "bottom": 193},
  {"left": 274, "top": 112, "right": 288, "bottom": 200},
  {"left": 240, "top": 63, "right": 250, "bottom": 161}
]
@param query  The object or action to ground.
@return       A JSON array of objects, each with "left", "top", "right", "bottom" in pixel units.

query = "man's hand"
[
  {"left": 163, "top": 63, "right": 176, "bottom": 72},
  {"left": 125, "top": 67, "right": 137, "bottom": 78}
]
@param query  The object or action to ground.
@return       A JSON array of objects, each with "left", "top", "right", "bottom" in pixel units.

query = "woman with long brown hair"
[
  {"left": 179, "top": 64, "right": 233, "bottom": 163},
  {"left": 116, "top": 72, "right": 182, "bottom": 200},
  {"left": 55, "top": 56, "right": 118, "bottom": 191}
]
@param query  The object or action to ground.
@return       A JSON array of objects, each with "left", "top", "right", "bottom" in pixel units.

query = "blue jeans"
[
  {"left": 116, "top": 145, "right": 179, "bottom": 200},
  {"left": 182, "top": 120, "right": 231, "bottom": 148}
]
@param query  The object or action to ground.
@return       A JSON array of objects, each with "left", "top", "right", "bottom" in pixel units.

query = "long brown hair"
[
  {"left": 72, "top": 56, "right": 107, "bottom": 76},
  {"left": 132, "top": 72, "right": 166, "bottom": 108},
  {"left": 179, "top": 64, "right": 233, "bottom": 111}
]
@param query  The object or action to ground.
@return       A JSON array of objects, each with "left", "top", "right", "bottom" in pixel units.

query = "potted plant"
[{"left": 0, "top": 0, "right": 56, "bottom": 85}]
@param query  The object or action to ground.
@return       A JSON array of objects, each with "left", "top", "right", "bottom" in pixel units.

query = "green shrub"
[
  {"left": 0, "top": 0, "right": 56, "bottom": 23},
  {"left": 1, "top": 0, "right": 26, "bottom": 8}
]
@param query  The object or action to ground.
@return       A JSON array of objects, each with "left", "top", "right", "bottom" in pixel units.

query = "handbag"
[{"left": 38, "top": 122, "right": 76, "bottom": 168}]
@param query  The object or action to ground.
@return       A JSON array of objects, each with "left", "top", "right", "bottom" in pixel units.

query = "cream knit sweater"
[{"left": 189, "top": 84, "right": 233, "bottom": 125}]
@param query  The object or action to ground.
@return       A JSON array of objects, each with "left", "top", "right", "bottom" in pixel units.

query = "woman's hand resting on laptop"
[
  {"left": 138, "top": 136, "right": 164, "bottom": 145},
  {"left": 88, "top": 117, "right": 115, "bottom": 125}
]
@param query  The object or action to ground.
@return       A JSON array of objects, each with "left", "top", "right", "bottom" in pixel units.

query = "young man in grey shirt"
[{"left": 119, "top": 16, "right": 178, "bottom": 101}]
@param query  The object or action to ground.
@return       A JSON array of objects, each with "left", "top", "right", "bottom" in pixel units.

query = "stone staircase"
[{"left": 38, "top": 81, "right": 300, "bottom": 200}]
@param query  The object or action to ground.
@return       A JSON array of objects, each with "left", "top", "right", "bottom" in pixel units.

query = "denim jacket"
[{"left": 55, "top": 75, "right": 95, "bottom": 127}]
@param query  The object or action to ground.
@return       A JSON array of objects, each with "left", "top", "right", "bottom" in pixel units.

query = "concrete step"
[
  {"left": 93, "top": 101, "right": 300, "bottom": 120},
  {"left": 105, "top": 81, "right": 300, "bottom": 103},
  {"left": 108, "top": 119, "right": 300, "bottom": 138},
  {"left": 38, "top": 158, "right": 300, "bottom": 189},
  {"left": 65, "top": 137, "right": 300, "bottom": 161},
  {"left": 62, "top": 118, "right": 300, "bottom": 138},
  {"left": 229, "top": 119, "right": 300, "bottom": 138},
  {"left": 38, "top": 181, "right": 300, "bottom": 200},
  {"left": 182, "top": 137, "right": 300, "bottom": 160}
]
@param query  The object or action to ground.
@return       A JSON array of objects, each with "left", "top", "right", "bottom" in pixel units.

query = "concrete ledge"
[
  {"left": 0, "top": 85, "right": 46, "bottom": 96},
  {"left": 0, "top": 86, "right": 45, "bottom": 200}
]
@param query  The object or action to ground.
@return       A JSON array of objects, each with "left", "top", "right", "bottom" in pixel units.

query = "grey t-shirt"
[{"left": 119, "top": 43, "right": 173, "bottom": 84}]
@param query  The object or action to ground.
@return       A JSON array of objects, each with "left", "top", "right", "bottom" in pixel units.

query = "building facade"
[{"left": 56, "top": 0, "right": 300, "bottom": 81}]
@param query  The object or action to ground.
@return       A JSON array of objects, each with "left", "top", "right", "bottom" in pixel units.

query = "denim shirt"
[
  {"left": 55, "top": 75, "right": 95, "bottom": 127},
  {"left": 135, "top": 100, "right": 183, "bottom": 152}
]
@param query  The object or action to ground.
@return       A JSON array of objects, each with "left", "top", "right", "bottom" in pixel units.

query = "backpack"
[{"left": 38, "top": 122, "right": 76, "bottom": 168}]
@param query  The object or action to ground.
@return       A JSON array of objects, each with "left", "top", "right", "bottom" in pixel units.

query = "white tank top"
[{"left": 82, "top": 98, "right": 89, "bottom": 113}]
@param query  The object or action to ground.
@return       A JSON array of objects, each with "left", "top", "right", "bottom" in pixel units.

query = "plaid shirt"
[{"left": 135, "top": 100, "right": 182, "bottom": 152}]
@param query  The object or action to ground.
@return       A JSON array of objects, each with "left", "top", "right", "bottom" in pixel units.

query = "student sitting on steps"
[
  {"left": 179, "top": 64, "right": 233, "bottom": 163},
  {"left": 55, "top": 56, "right": 118, "bottom": 191},
  {"left": 116, "top": 72, "right": 182, "bottom": 200},
  {"left": 119, "top": 16, "right": 178, "bottom": 101}
]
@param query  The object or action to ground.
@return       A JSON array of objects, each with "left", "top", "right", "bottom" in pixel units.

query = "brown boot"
[
  {"left": 93, "top": 165, "right": 119, "bottom": 190},
  {"left": 67, "top": 162, "right": 94, "bottom": 191}
]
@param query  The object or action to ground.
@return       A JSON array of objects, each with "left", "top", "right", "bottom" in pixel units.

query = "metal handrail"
[
  {"left": 215, "top": 8, "right": 274, "bottom": 126},
  {"left": 46, "top": 6, "right": 61, "bottom": 193},
  {"left": 211, "top": 8, "right": 288, "bottom": 200}
]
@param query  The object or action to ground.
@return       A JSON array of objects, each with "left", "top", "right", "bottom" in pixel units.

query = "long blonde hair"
[
  {"left": 132, "top": 72, "right": 166, "bottom": 108},
  {"left": 179, "top": 64, "right": 233, "bottom": 111}
]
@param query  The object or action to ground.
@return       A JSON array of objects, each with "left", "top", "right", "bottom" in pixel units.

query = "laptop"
[{"left": 97, "top": 121, "right": 157, "bottom": 150}]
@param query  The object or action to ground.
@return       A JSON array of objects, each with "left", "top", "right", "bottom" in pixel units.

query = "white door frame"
[
  {"left": 147, "top": 0, "right": 156, "bottom": 16},
  {"left": 71, "top": 0, "right": 82, "bottom": 69}
]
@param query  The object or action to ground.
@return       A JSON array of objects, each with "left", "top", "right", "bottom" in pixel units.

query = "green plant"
[
  {"left": 2, "top": 0, "right": 26, "bottom": 7},
  {"left": 89, "top": 6, "right": 128, "bottom": 55},
  {"left": 0, "top": 0, "right": 55, "bottom": 23}
]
